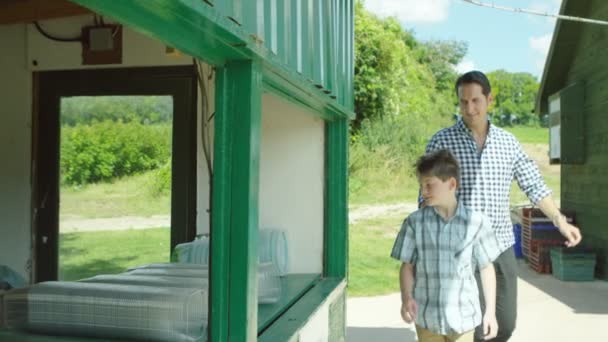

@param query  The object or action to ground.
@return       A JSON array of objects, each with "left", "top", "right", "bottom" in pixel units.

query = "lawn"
[
  {"left": 504, "top": 125, "right": 549, "bottom": 144},
  {"left": 60, "top": 171, "right": 170, "bottom": 219},
  {"left": 348, "top": 213, "right": 405, "bottom": 297},
  {"left": 59, "top": 227, "right": 170, "bottom": 281}
]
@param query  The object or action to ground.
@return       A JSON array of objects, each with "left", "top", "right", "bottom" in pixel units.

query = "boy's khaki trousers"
[{"left": 415, "top": 325, "right": 474, "bottom": 342}]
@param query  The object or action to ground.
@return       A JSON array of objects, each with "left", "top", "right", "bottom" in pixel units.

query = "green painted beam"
[
  {"left": 262, "top": 65, "right": 353, "bottom": 121},
  {"left": 71, "top": 0, "right": 354, "bottom": 121},
  {"left": 258, "top": 274, "right": 320, "bottom": 332},
  {"left": 71, "top": 0, "right": 249, "bottom": 66},
  {"left": 209, "top": 65, "right": 232, "bottom": 342},
  {"left": 211, "top": 60, "right": 262, "bottom": 342},
  {"left": 228, "top": 60, "right": 262, "bottom": 342},
  {"left": 324, "top": 119, "right": 349, "bottom": 278}
]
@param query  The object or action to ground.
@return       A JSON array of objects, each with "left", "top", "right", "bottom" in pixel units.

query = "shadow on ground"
[
  {"left": 516, "top": 259, "right": 608, "bottom": 315},
  {"left": 347, "top": 327, "right": 416, "bottom": 342}
]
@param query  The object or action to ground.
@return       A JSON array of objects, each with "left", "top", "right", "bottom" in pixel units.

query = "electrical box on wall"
[
  {"left": 548, "top": 82, "right": 585, "bottom": 165},
  {"left": 82, "top": 25, "right": 122, "bottom": 65}
]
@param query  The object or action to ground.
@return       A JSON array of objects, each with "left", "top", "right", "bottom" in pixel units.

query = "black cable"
[{"left": 33, "top": 21, "right": 82, "bottom": 42}]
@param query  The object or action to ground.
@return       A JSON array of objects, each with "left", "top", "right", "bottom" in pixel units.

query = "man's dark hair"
[
  {"left": 455, "top": 70, "right": 491, "bottom": 97},
  {"left": 416, "top": 149, "right": 460, "bottom": 187}
]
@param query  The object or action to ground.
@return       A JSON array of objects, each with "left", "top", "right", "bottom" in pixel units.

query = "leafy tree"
[
  {"left": 416, "top": 40, "right": 468, "bottom": 93},
  {"left": 487, "top": 70, "right": 539, "bottom": 126},
  {"left": 61, "top": 96, "right": 173, "bottom": 126}
]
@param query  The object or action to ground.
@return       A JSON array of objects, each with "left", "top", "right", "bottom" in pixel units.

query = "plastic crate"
[
  {"left": 521, "top": 222, "right": 564, "bottom": 241},
  {"left": 550, "top": 247, "right": 596, "bottom": 281},
  {"left": 513, "top": 224, "right": 523, "bottom": 258},
  {"left": 526, "top": 243, "right": 554, "bottom": 274}
]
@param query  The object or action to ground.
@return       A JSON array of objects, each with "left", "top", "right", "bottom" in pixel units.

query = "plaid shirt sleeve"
[
  {"left": 390, "top": 217, "right": 417, "bottom": 264},
  {"left": 473, "top": 214, "right": 500, "bottom": 269},
  {"left": 513, "top": 139, "right": 552, "bottom": 204}
]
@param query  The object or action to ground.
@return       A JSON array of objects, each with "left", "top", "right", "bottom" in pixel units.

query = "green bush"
[
  {"left": 147, "top": 160, "right": 172, "bottom": 197},
  {"left": 61, "top": 121, "right": 171, "bottom": 185}
]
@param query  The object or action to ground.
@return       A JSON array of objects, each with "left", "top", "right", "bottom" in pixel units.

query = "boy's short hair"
[
  {"left": 455, "top": 70, "right": 491, "bottom": 97},
  {"left": 416, "top": 149, "right": 461, "bottom": 186}
]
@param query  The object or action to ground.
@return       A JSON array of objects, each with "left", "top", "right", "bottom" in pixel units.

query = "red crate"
[{"left": 525, "top": 240, "right": 563, "bottom": 274}]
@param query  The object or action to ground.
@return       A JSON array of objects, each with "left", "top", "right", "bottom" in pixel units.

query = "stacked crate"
[{"left": 517, "top": 207, "right": 575, "bottom": 274}]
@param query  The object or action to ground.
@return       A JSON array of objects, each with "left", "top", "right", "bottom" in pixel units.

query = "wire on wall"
[
  {"left": 194, "top": 59, "right": 215, "bottom": 230},
  {"left": 460, "top": 0, "right": 608, "bottom": 26},
  {"left": 33, "top": 21, "right": 82, "bottom": 42}
]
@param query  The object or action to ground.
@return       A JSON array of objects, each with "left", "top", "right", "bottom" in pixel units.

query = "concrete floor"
[{"left": 347, "top": 259, "right": 608, "bottom": 342}]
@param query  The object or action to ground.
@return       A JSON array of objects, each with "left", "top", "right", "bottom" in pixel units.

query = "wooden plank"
[{"left": 0, "top": 0, "right": 90, "bottom": 25}]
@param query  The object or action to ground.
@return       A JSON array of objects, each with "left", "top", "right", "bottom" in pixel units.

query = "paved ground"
[{"left": 347, "top": 259, "right": 608, "bottom": 342}]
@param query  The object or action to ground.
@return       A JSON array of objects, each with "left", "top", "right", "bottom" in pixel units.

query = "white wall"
[
  {"left": 259, "top": 94, "right": 325, "bottom": 274},
  {"left": 298, "top": 282, "right": 346, "bottom": 342},
  {"left": 0, "top": 24, "right": 33, "bottom": 281},
  {"left": 0, "top": 15, "right": 214, "bottom": 282}
]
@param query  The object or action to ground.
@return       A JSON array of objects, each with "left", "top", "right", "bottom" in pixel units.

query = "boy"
[{"left": 391, "top": 149, "right": 500, "bottom": 342}]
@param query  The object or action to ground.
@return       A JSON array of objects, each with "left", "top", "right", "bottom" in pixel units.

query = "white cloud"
[
  {"left": 364, "top": 0, "right": 450, "bottom": 24},
  {"left": 530, "top": 33, "right": 552, "bottom": 56},
  {"left": 455, "top": 59, "right": 476, "bottom": 74},
  {"left": 530, "top": 33, "right": 553, "bottom": 73}
]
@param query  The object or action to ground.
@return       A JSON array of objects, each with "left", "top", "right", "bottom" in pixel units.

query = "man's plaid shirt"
[
  {"left": 391, "top": 201, "right": 500, "bottom": 335},
  {"left": 424, "top": 118, "right": 551, "bottom": 252}
]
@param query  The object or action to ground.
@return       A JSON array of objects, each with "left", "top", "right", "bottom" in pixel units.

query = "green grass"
[
  {"left": 503, "top": 126, "right": 549, "bottom": 144},
  {"left": 59, "top": 227, "right": 170, "bottom": 281},
  {"left": 348, "top": 213, "right": 406, "bottom": 297},
  {"left": 60, "top": 171, "right": 170, "bottom": 219},
  {"left": 349, "top": 170, "right": 420, "bottom": 206}
]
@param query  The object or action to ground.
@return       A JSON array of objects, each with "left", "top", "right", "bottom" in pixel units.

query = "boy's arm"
[
  {"left": 400, "top": 263, "right": 415, "bottom": 303},
  {"left": 400, "top": 263, "right": 417, "bottom": 323},
  {"left": 479, "top": 263, "right": 496, "bottom": 317},
  {"left": 479, "top": 263, "right": 498, "bottom": 339}
]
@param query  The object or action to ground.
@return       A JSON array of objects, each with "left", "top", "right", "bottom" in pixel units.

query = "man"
[{"left": 423, "top": 70, "right": 582, "bottom": 342}]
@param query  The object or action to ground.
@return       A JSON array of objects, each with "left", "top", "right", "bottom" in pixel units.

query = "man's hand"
[
  {"left": 482, "top": 313, "right": 498, "bottom": 340},
  {"left": 556, "top": 218, "right": 582, "bottom": 247},
  {"left": 400, "top": 298, "right": 418, "bottom": 324}
]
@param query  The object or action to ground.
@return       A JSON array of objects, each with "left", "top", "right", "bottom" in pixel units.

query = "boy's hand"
[
  {"left": 400, "top": 298, "right": 418, "bottom": 324},
  {"left": 482, "top": 313, "right": 498, "bottom": 340}
]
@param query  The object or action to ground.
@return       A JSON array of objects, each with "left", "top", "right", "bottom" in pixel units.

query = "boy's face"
[{"left": 419, "top": 175, "right": 457, "bottom": 206}]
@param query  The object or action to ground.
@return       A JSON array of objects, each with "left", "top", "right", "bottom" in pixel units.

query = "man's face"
[{"left": 457, "top": 82, "right": 492, "bottom": 128}]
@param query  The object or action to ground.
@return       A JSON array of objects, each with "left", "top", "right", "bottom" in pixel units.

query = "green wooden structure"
[
  {"left": 537, "top": 0, "right": 607, "bottom": 279},
  {"left": 0, "top": 0, "right": 353, "bottom": 341}
]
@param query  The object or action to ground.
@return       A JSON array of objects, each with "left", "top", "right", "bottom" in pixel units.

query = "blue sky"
[{"left": 363, "top": 0, "right": 563, "bottom": 79}]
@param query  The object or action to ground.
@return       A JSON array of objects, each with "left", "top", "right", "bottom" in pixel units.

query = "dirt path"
[
  {"left": 60, "top": 215, "right": 170, "bottom": 233},
  {"left": 348, "top": 202, "right": 418, "bottom": 224},
  {"left": 60, "top": 203, "right": 418, "bottom": 233}
]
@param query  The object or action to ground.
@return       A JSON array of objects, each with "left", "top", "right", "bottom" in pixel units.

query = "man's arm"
[
  {"left": 479, "top": 264, "right": 498, "bottom": 340},
  {"left": 536, "top": 197, "right": 582, "bottom": 247},
  {"left": 512, "top": 139, "right": 582, "bottom": 247},
  {"left": 400, "top": 263, "right": 417, "bottom": 323}
]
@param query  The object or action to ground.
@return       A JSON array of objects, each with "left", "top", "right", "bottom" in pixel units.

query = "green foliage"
[
  {"left": 61, "top": 96, "right": 173, "bottom": 126},
  {"left": 351, "top": 2, "right": 460, "bottom": 203},
  {"left": 417, "top": 40, "right": 468, "bottom": 93},
  {"left": 148, "top": 160, "right": 172, "bottom": 197},
  {"left": 61, "top": 121, "right": 171, "bottom": 185},
  {"left": 487, "top": 70, "right": 540, "bottom": 126}
]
